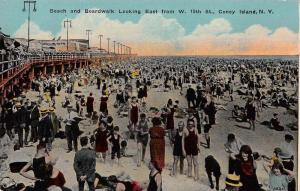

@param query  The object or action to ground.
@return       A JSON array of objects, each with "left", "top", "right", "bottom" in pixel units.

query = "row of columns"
[
  {"left": 0, "top": 54, "right": 132, "bottom": 102},
  {"left": 0, "top": 59, "right": 89, "bottom": 102}
]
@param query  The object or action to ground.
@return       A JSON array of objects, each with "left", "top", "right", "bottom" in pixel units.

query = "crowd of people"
[{"left": 0, "top": 55, "right": 298, "bottom": 191}]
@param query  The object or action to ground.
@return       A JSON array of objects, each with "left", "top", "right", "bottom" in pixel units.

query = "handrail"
[{"left": 0, "top": 52, "right": 132, "bottom": 76}]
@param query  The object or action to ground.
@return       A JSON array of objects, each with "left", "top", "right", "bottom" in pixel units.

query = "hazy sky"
[{"left": 0, "top": 0, "right": 298, "bottom": 55}]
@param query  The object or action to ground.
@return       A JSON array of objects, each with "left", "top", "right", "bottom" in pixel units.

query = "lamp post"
[
  {"left": 120, "top": 43, "right": 123, "bottom": 55},
  {"left": 63, "top": 19, "right": 72, "bottom": 51},
  {"left": 117, "top": 42, "right": 120, "bottom": 54},
  {"left": 98, "top": 34, "right": 103, "bottom": 52},
  {"left": 22, "top": 0, "right": 37, "bottom": 52},
  {"left": 113, "top": 40, "right": 116, "bottom": 54},
  {"left": 107, "top": 38, "right": 110, "bottom": 54},
  {"left": 86, "top": 29, "right": 92, "bottom": 49}
]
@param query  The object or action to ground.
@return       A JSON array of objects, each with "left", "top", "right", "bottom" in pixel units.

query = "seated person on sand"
[
  {"left": 260, "top": 92, "right": 270, "bottom": 108},
  {"left": 94, "top": 173, "right": 142, "bottom": 191},
  {"left": 80, "top": 95, "right": 86, "bottom": 106},
  {"left": 174, "top": 100, "right": 186, "bottom": 118},
  {"left": 231, "top": 106, "right": 247, "bottom": 122},
  {"left": 262, "top": 147, "right": 282, "bottom": 167},
  {"left": 270, "top": 113, "right": 284, "bottom": 131},
  {"left": 0, "top": 127, "right": 12, "bottom": 172},
  {"left": 20, "top": 143, "right": 69, "bottom": 191},
  {"left": 232, "top": 105, "right": 240, "bottom": 118},
  {"left": 61, "top": 97, "right": 70, "bottom": 108},
  {"left": 8, "top": 144, "right": 30, "bottom": 173}
]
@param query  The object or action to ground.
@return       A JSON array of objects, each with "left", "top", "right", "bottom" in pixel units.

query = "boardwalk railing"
[
  {"left": 0, "top": 52, "right": 132, "bottom": 76},
  {"left": 0, "top": 59, "right": 26, "bottom": 75}
]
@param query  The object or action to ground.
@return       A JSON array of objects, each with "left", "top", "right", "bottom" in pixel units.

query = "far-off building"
[{"left": 15, "top": 38, "right": 89, "bottom": 52}]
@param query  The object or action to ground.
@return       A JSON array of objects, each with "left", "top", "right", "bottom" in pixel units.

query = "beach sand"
[{"left": 3, "top": 71, "right": 297, "bottom": 191}]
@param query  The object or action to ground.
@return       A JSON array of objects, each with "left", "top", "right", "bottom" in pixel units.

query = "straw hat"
[
  {"left": 40, "top": 107, "right": 48, "bottom": 114},
  {"left": 48, "top": 107, "right": 55, "bottom": 112},
  {"left": 224, "top": 174, "right": 243, "bottom": 187}
]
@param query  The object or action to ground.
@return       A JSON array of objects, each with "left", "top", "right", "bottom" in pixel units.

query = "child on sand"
[{"left": 107, "top": 126, "right": 123, "bottom": 166}]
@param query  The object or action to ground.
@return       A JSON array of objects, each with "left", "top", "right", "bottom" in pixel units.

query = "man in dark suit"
[
  {"left": 96, "top": 77, "right": 101, "bottom": 90},
  {"left": 29, "top": 101, "right": 40, "bottom": 143},
  {"left": 74, "top": 136, "right": 96, "bottom": 191},
  {"left": 15, "top": 102, "right": 27, "bottom": 147},
  {"left": 37, "top": 108, "right": 54, "bottom": 151},
  {"left": 186, "top": 85, "right": 196, "bottom": 108}
]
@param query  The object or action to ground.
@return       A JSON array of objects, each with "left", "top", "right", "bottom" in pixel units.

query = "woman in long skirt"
[
  {"left": 94, "top": 121, "right": 109, "bottom": 163},
  {"left": 149, "top": 117, "right": 165, "bottom": 171},
  {"left": 100, "top": 94, "right": 109, "bottom": 113}
]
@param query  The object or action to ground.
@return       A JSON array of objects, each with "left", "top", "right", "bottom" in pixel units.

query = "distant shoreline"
[{"left": 137, "top": 55, "right": 299, "bottom": 59}]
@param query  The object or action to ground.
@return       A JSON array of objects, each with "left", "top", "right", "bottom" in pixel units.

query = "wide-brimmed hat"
[
  {"left": 224, "top": 174, "right": 243, "bottom": 187},
  {"left": 40, "top": 107, "right": 48, "bottom": 114},
  {"left": 48, "top": 107, "right": 55, "bottom": 112},
  {"left": 285, "top": 134, "right": 294, "bottom": 140}
]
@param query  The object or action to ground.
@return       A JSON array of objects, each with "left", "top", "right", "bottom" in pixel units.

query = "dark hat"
[
  {"left": 285, "top": 134, "right": 294, "bottom": 140},
  {"left": 274, "top": 147, "right": 281, "bottom": 154},
  {"left": 121, "top": 140, "right": 127, "bottom": 148}
]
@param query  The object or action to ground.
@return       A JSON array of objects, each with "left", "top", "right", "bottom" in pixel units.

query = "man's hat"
[
  {"left": 48, "top": 107, "right": 55, "bottom": 112},
  {"left": 40, "top": 107, "right": 48, "bottom": 113},
  {"left": 224, "top": 174, "right": 243, "bottom": 187},
  {"left": 285, "top": 134, "right": 294, "bottom": 140},
  {"left": 274, "top": 147, "right": 281, "bottom": 154}
]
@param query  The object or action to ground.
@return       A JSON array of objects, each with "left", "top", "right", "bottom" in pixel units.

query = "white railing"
[
  {"left": 0, "top": 59, "right": 28, "bottom": 76},
  {"left": 0, "top": 53, "right": 87, "bottom": 75},
  {"left": 0, "top": 52, "right": 132, "bottom": 75}
]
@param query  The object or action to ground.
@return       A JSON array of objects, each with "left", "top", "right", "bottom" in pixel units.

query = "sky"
[{"left": 0, "top": 0, "right": 299, "bottom": 55}]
